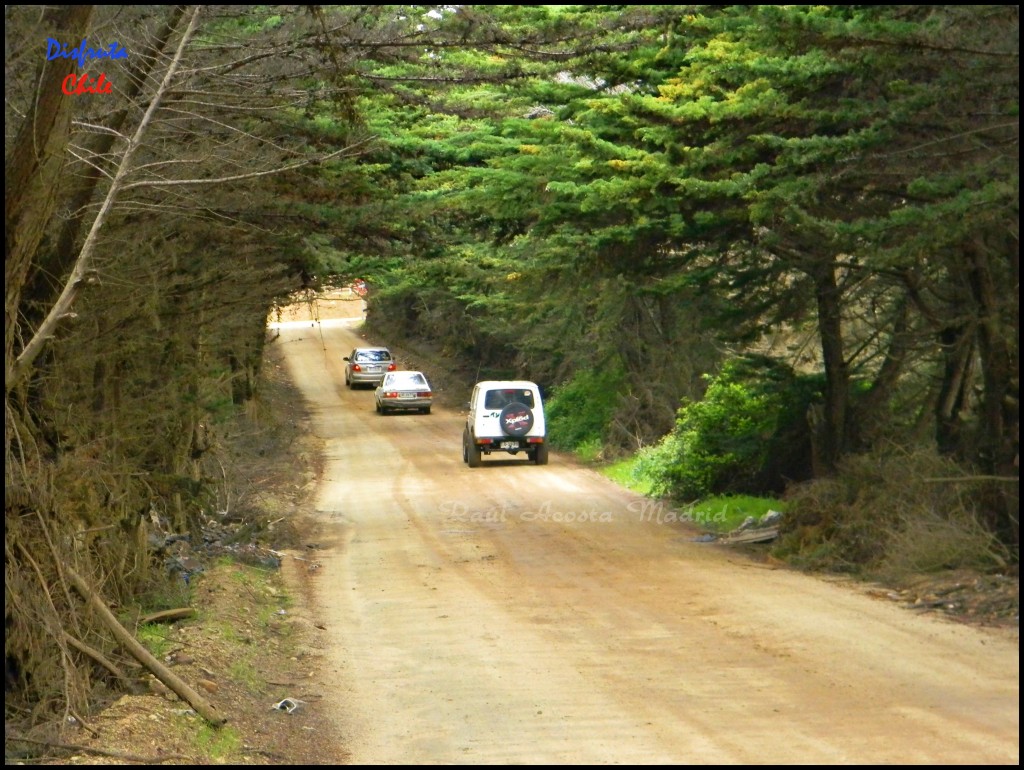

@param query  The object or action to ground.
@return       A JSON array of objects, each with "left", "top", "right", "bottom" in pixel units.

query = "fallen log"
[
  {"left": 140, "top": 607, "right": 195, "bottom": 625},
  {"left": 719, "top": 526, "right": 780, "bottom": 545},
  {"left": 62, "top": 631, "right": 136, "bottom": 691},
  {"left": 7, "top": 736, "right": 188, "bottom": 764},
  {"left": 65, "top": 567, "right": 226, "bottom": 726}
]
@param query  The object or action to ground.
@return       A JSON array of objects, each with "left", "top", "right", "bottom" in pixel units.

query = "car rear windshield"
[
  {"left": 354, "top": 350, "right": 391, "bottom": 362},
  {"left": 484, "top": 389, "right": 535, "bottom": 409},
  {"left": 388, "top": 372, "right": 428, "bottom": 388}
]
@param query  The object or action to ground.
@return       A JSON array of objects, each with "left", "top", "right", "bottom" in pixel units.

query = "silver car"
[
  {"left": 375, "top": 371, "right": 433, "bottom": 415},
  {"left": 344, "top": 347, "right": 395, "bottom": 388}
]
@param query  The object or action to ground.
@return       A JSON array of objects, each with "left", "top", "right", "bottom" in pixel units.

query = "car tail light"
[
  {"left": 387, "top": 363, "right": 396, "bottom": 371},
  {"left": 352, "top": 364, "right": 362, "bottom": 372},
  {"left": 383, "top": 391, "right": 398, "bottom": 399},
  {"left": 417, "top": 391, "right": 432, "bottom": 398}
]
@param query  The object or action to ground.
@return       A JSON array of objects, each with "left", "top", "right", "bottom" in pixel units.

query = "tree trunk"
[
  {"left": 813, "top": 262, "right": 849, "bottom": 473},
  {"left": 965, "top": 239, "right": 1019, "bottom": 546},
  {"left": 66, "top": 567, "right": 226, "bottom": 726},
  {"left": 934, "top": 322, "right": 976, "bottom": 457},
  {"left": 4, "top": 5, "right": 95, "bottom": 375},
  {"left": 9, "top": 5, "right": 203, "bottom": 390},
  {"left": 22, "top": 6, "right": 189, "bottom": 325},
  {"left": 849, "top": 295, "right": 911, "bottom": 449}
]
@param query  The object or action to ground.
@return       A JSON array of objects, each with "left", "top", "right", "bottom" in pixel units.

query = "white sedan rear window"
[{"left": 388, "top": 372, "right": 428, "bottom": 388}]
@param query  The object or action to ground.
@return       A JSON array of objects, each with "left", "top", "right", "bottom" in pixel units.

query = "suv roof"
[{"left": 475, "top": 380, "right": 540, "bottom": 391}]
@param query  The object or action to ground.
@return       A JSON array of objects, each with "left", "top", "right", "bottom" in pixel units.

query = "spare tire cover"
[{"left": 499, "top": 402, "right": 534, "bottom": 437}]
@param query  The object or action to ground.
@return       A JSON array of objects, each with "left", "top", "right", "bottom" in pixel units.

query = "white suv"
[{"left": 463, "top": 381, "right": 548, "bottom": 467}]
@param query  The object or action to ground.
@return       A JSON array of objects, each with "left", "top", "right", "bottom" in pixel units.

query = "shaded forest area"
[{"left": 5, "top": 4, "right": 1018, "bottom": 741}]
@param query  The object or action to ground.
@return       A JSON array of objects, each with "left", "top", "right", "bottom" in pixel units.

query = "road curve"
[{"left": 270, "top": 310, "right": 1019, "bottom": 765}]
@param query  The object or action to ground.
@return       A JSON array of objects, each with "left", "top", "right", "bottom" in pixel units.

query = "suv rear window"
[{"left": 484, "top": 389, "right": 535, "bottom": 409}]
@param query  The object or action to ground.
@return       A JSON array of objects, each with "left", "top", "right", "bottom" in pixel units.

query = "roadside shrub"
[
  {"left": 633, "top": 431, "right": 686, "bottom": 498},
  {"left": 775, "top": 448, "right": 1010, "bottom": 577},
  {"left": 881, "top": 507, "right": 1009, "bottom": 577},
  {"left": 634, "top": 356, "right": 819, "bottom": 501},
  {"left": 572, "top": 437, "right": 605, "bottom": 463},
  {"left": 599, "top": 453, "right": 657, "bottom": 496},
  {"left": 546, "top": 364, "right": 626, "bottom": 453}
]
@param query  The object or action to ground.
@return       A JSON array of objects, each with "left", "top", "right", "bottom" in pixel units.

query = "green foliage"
[
  {"left": 638, "top": 369, "right": 775, "bottom": 500},
  {"left": 600, "top": 451, "right": 785, "bottom": 531},
  {"left": 572, "top": 438, "right": 604, "bottom": 464},
  {"left": 546, "top": 364, "right": 626, "bottom": 453},
  {"left": 598, "top": 453, "right": 657, "bottom": 496},
  {"left": 634, "top": 357, "right": 820, "bottom": 500}
]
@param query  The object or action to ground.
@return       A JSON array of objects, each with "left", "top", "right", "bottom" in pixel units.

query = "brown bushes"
[{"left": 775, "top": 447, "right": 1012, "bottom": 581}]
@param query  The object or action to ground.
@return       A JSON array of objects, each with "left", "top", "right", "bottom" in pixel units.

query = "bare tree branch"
[
  {"left": 9, "top": 6, "right": 202, "bottom": 388},
  {"left": 120, "top": 140, "right": 373, "bottom": 190}
]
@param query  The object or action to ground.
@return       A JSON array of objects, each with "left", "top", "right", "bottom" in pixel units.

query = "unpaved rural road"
[{"left": 270, "top": 298, "right": 1018, "bottom": 765}]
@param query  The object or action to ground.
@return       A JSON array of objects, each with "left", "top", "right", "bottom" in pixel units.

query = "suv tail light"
[{"left": 387, "top": 363, "right": 396, "bottom": 371}]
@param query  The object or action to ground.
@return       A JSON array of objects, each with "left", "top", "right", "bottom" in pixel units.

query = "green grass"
[
  {"left": 600, "top": 452, "right": 785, "bottom": 533},
  {"left": 682, "top": 494, "right": 786, "bottom": 533},
  {"left": 228, "top": 657, "right": 266, "bottom": 694},
  {"left": 573, "top": 438, "right": 604, "bottom": 463},
  {"left": 192, "top": 722, "right": 243, "bottom": 758},
  {"left": 136, "top": 623, "right": 175, "bottom": 659},
  {"left": 599, "top": 454, "right": 656, "bottom": 496},
  {"left": 132, "top": 574, "right": 193, "bottom": 617}
]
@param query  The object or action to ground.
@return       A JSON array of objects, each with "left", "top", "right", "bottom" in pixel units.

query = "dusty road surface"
[{"left": 269, "top": 300, "right": 1018, "bottom": 765}]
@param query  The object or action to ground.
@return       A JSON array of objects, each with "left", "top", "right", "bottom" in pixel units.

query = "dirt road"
[{"left": 270, "top": 301, "right": 1018, "bottom": 764}]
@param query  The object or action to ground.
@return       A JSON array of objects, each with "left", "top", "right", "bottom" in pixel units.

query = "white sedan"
[{"left": 374, "top": 371, "right": 433, "bottom": 415}]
